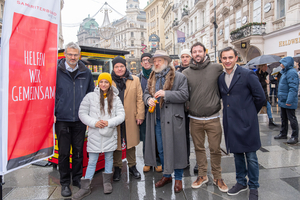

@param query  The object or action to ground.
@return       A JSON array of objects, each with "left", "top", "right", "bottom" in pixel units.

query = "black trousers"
[
  {"left": 55, "top": 121, "right": 86, "bottom": 186},
  {"left": 185, "top": 112, "right": 190, "bottom": 164},
  {"left": 280, "top": 107, "right": 299, "bottom": 138}
]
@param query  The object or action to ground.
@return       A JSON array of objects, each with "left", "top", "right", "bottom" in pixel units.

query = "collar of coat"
[
  {"left": 189, "top": 55, "right": 210, "bottom": 70},
  {"left": 58, "top": 58, "right": 87, "bottom": 73},
  {"left": 148, "top": 65, "right": 175, "bottom": 108}
]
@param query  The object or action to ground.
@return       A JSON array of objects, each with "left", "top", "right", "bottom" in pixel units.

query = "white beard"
[{"left": 152, "top": 61, "right": 168, "bottom": 73}]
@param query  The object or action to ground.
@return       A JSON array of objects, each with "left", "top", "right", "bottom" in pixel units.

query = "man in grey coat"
[{"left": 143, "top": 50, "right": 189, "bottom": 193}]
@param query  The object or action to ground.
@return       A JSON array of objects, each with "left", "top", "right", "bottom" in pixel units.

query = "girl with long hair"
[{"left": 73, "top": 73, "right": 125, "bottom": 200}]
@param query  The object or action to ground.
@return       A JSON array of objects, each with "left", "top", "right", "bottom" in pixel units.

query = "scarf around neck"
[{"left": 142, "top": 67, "right": 152, "bottom": 79}]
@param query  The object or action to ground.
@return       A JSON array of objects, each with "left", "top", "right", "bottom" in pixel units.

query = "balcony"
[
  {"left": 194, "top": 0, "right": 206, "bottom": 8},
  {"left": 230, "top": 23, "right": 266, "bottom": 42},
  {"left": 182, "top": 10, "right": 189, "bottom": 22},
  {"left": 172, "top": 3, "right": 179, "bottom": 11}
]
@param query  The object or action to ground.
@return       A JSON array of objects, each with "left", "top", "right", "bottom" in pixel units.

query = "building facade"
[
  {"left": 77, "top": 15, "right": 101, "bottom": 47},
  {"left": 172, "top": 0, "right": 210, "bottom": 57},
  {"left": 0, "top": 0, "right": 4, "bottom": 43},
  {"left": 144, "top": 0, "right": 165, "bottom": 53},
  {"left": 212, "top": 0, "right": 300, "bottom": 63}
]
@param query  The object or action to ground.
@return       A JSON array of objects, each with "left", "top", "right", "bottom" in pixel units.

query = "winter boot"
[
  {"left": 269, "top": 118, "right": 278, "bottom": 126},
  {"left": 103, "top": 172, "right": 113, "bottom": 194},
  {"left": 72, "top": 178, "right": 91, "bottom": 200}
]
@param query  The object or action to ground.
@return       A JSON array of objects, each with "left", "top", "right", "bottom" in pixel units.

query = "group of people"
[{"left": 54, "top": 41, "right": 299, "bottom": 200}]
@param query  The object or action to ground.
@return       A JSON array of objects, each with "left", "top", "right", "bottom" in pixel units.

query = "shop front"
[{"left": 264, "top": 23, "right": 300, "bottom": 58}]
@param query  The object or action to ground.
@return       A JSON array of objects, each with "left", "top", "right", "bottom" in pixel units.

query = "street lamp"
[{"left": 98, "top": 2, "right": 116, "bottom": 40}]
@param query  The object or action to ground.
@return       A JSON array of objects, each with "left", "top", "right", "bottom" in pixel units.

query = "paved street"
[{"left": 2, "top": 103, "right": 300, "bottom": 200}]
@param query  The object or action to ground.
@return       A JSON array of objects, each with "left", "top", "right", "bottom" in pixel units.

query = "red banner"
[{"left": 0, "top": 0, "right": 60, "bottom": 174}]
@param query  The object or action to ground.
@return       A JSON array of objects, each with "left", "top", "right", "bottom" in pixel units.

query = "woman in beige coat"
[{"left": 110, "top": 56, "right": 145, "bottom": 181}]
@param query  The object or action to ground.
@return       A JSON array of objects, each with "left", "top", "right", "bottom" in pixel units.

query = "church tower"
[{"left": 126, "top": 0, "right": 140, "bottom": 11}]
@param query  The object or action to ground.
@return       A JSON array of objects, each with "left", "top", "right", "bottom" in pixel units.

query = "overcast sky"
[{"left": 61, "top": 0, "right": 148, "bottom": 47}]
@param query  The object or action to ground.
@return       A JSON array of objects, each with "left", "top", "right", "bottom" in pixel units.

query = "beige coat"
[{"left": 112, "top": 75, "right": 145, "bottom": 150}]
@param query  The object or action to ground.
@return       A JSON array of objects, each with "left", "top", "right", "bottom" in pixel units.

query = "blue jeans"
[
  {"left": 85, "top": 151, "right": 114, "bottom": 180},
  {"left": 267, "top": 101, "right": 273, "bottom": 119},
  {"left": 234, "top": 152, "right": 259, "bottom": 189},
  {"left": 155, "top": 119, "right": 164, "bottom": 168},
  {"left": 163, "top": 169, "right": 184, "bottom": 180}
]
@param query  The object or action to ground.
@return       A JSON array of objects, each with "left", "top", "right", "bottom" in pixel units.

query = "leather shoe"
[
  {"left": 155, "top": 176, "right": 172, "bottom": 188},
  {"left": 72, "top": 180, "right": 81, "bottom": 189},
  {"left": 194, "top": 164, "right": 198, "bottom": 174},
  {"left": 113, "top": 167, "right": 122, "bottom": 181},
  {"left": 61, "top": 185, "right": 71, "bottom": 197},
  {"left": 287, "top": 137, "right": 299, "bottom": 144},
  {"left": 274, "top": 133, "right": 287, "bottom": 139},
  {"left": 174, "top": 180, "right": 183, "bottom": 193},
  {"left": 129, "top": 165, "right": 141, "bottom": 179}
]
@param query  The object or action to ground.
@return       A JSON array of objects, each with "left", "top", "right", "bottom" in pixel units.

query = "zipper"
[{"left": 73, "top": 81, "right": 75, "bottom": 121}]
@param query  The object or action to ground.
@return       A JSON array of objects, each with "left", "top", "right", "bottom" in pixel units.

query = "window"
[
  {"left": 253, "top": 0, "right": 261, "bottom": 22},
  {"left": 195, "top": 17, "right": 197, "bottom": 31},
  {"left": 277, "top": 0, "right": 285, "bottom": 19},
  {"left": 131, "top": 40, "right": 134, "bottom": 46},
  {"left": 140, "top": 25, "right": 144, "bottom": 28},
  {"left": 236, "top": 10, "right": 241, "bottom": 29},
  {"left": 141, "top": 40, "right": 144, "bottom": 45},
  {"left": 141, "top": 32, "right": 144, "bottom": 37},
  {"left": 131, "top": 50, "right": 135, "bottom": 56},
  {"left": 191, "top": 20, "right": 193, "bottom": 34},
  {"left": 131, "top": 32, "right": 134, "bottom": 37},
  {"left": 201, "top": 10, "right": 205, "bottom": 27},
  {"left": 224, "top": 18, "right": 229, "bottom": 41}
]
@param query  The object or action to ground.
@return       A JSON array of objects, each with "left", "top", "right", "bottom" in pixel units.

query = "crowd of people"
[{"left": 54, "top": 42, "right": 299, "bottom": 200}]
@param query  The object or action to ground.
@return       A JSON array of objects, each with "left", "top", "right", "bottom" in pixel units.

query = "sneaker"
[
  {"left": 213, "top": 179, "right": 228, "bottom": 192},
  {"left": 191, "top": 176, "right": 208, "bottom": 189},
  {"left": 249, "top": 189, "right": 258, "bottom": 200},
  {"left": 155, "top": 165, "right": 162, "bottom": 172},
  {"left": 227, "top": 182, "right": 248, "bottom": 195},
  {"left": 143, "top": 165, "right": 151, "bottom": 172}
]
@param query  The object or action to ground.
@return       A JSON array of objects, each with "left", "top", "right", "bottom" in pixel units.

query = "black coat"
[
  {"left": 256, "top": 70, "right": 269, "bottom": 106},
  {"left": 218, "top": 66, "right": 265, "bottom": 153}
]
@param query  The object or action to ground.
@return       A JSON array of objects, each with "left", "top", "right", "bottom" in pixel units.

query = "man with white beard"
[{"left": 143, "top": 50, "right": 189, "bottom": 193}]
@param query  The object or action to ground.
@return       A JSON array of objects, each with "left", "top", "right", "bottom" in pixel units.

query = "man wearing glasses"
[
  {"left": 137, "top": 53, "right": 163, "bottom": 173},
  {"left": 55, "top": 42, "right": 94, "bottom": 197}
]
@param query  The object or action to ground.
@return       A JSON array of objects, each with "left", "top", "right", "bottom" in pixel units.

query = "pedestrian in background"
[
  {"left": 219, "top": 47, "right": 265, "bottom": 200},
  {"left": 137, "top": 53, "right": 162, "bottom": 173},
  {"left": 177, "top": 49, "right": 192, "bottom": 166},
  {"left": 274, "top": 56, "right": 299, "bottom": 144},
  {"left": 111, "top": 56, "right": 145, "bottom": 181},
  {"left": 73, "top": 73, "right": 125, "bottom": 199},
  {"left": 269, "top": 72, "right": 278, "bottom": 104},
  {"left": 55, "top": 42, "right": 94, "bottom": 197},
  {"left": 256, "top": 64, "right": 278, "bottom": 126},
  {"left": 182, "top": 42, "right": 228, "bottom": 193},
  {"left": 144, "top": 50, "right": 189, "bottom": 193}
]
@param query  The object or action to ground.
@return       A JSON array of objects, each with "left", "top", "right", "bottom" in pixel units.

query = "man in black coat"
[
  {"left": 218, "top": 47, "right": 265, "bottom": 200},
  {"left": 55, "top": 42, "right": 94, "bottom": 197}
]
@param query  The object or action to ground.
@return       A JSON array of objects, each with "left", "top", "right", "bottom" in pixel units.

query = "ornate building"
[
  {"left": 98, "top": 0, "right": 147, "bottom": 74},
  {"left": 212, "top": 0, "right": 300, "bottom": 63},
  {"left": 77, "top": 15, "right": 101, "bottom": 47},
  {"left": 0, "top": 0, "right": 5, "bottom": 44}
]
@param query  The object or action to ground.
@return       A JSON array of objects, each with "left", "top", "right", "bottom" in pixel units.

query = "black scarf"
[{"left": 111, "top": 69, "right": 131, "bottom": 104}]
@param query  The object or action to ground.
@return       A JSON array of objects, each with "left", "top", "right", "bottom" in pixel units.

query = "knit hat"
[
  {"left": 180, "top": 49, "right": 192, "bottom": 58},
  {"left": 112, "top": 56, "right": 126, "bottom": 67},
  {"left": 97, "top": 72, "right": 112, "bottom": 86},
  {"left": 141, "top": 53, "right": 152, "bottom": 61}
]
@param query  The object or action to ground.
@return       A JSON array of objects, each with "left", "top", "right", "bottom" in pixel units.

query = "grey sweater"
[{"left": 182, "top": 56, "right": 223, "bottom": 117}]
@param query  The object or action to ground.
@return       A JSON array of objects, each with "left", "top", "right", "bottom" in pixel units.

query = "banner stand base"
[{"left": 0, "top": 175, "right": 4, "bottom": 200}]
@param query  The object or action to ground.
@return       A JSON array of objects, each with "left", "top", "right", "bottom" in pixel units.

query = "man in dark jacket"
[
  {"left": 137, "top": 53, "right": 162, "bottom": 173},
  {"left": 274, "top": 56, "right": 299, "bottom": 144},
  {"left": 218, "top": 47, "right": 265, "bottom": 200},
  {"left": 55, "top": 42, "right": 94, "bottom": 197},
  {"left": 177, "top": 49, "right": 192, "bottom": 167},
  {"left": 256, "top": 64, "right": 277, "bottom": 126},
  {"left": 183, "top": 42, "right": 228, "bottom": 193}
]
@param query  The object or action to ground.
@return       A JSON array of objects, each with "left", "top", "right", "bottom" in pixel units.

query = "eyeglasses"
[
  {"left": 142, "top": 58, "right": 150, "bottom": 63},
  {"left": 66, "top": 53, "right": 80, "bottom": 57}
]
